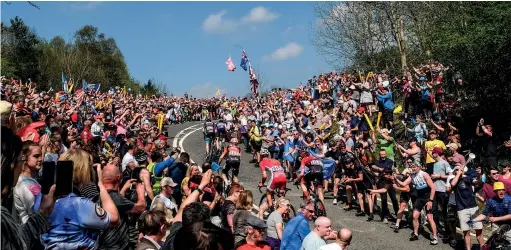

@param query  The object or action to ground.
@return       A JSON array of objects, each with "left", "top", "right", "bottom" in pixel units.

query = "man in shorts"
[{"left": 394, "top": 163, "right": 439, "bottom": 245}]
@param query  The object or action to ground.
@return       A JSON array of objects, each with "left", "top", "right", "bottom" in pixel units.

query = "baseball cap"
[
  {"left": 447, "top": 143, "right": 459, "bottom": 150},
  {"left": 429, "top": 129, "right": 437, "bottom": 135},
  {"left": 161, "top": 177, "right": 178, "bottom": 187},
  {"left": 357, "top": 107, "right": 365, "bottom": 113},
  {"left": 246, "top": 215, "right": 267, "bottom": 229}
]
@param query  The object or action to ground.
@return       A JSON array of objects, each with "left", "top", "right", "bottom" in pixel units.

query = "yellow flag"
[{"left": 216, "top": 89, "right": 221, "bottom": 96}]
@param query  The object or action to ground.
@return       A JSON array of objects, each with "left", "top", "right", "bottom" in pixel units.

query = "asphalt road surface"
[{"left": 168, "top": 122, "right": 462, "bottom": 250}]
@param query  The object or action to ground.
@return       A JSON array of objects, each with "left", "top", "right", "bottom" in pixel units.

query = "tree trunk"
[{"left": 398, "top": 16, "right": 407, "bottom": 75}]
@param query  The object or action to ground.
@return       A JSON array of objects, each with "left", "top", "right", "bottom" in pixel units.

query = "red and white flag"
[{"left": 226, "top": 56, "right": 236, "bottom": 71}]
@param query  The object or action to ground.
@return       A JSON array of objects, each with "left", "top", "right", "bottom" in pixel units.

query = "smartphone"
[
  {"left": 55, "top": 161, "right": 74, "bottom": 197},
  {"left": 40, "top": 162, "right": 56, "bottom": 195}
]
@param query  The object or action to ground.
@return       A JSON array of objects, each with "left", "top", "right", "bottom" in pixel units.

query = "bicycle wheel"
[{"left": 315, "top": 199, "right": 327, "bottom": 218}]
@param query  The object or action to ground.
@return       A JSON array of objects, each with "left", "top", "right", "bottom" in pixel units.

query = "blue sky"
[{"left": 1, "top": 1, "right": 334, "bottom": 97}]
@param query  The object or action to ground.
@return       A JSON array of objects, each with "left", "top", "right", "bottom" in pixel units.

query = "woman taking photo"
[
  {"left": 40, "top": 149, "right": 119, "bottom": 249},
  {"left": 13, "top": 141, "right": 43, "bottom": 224}
]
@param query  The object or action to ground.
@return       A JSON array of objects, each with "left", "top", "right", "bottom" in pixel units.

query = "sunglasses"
[
  {"left": 306, "top": 209, "right": 315, "bottom": 214},
  {"left": 491, "top": 172, "right": 499, "bottom": 175}
]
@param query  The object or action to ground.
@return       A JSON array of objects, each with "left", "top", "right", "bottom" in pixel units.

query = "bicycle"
[
  {"left": 302, "top": 174, "right": 327, "bottom": 219},
  {"left": 468, "top": 218, "right": 511, "bottom": 250},
  {"left": 257, "top": 186, "right": 296, "bottom": 222}
]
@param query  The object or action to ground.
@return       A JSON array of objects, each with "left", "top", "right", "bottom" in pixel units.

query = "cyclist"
[
  {"left": 218, "top": 138, "right": 242, "bottom": 184},
  {"left": 204, "top": 118, "right": 216, "bottom": 155},
  {"left": 299, "top": 151, "right": 325, "bottom": 206},
  {"left": 257, "top": 148, "right": 287, "bottom": 219},
  {"left": 216, "top": 119, "right": 228, "bottom": 143}
]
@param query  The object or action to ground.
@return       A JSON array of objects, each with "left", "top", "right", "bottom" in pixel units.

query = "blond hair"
[
  {"left": 59, "top": 149, "right": 94, "bottom": 189},
  {"left": 236, "top": 190, "right": 253, "bottom": 211}
]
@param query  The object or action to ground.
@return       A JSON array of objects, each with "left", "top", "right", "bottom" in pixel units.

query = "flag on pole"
[
  {"left": 249, "top": 65, "right": 259, "bottom": 95},
  {"left": 240, "top": 50, "right": 248, "bottom": 71},
  {"left": 62, "top": 72, "right": 68, "bottom": 93},
  {"left": 226, "top": 56, "right": 236, "bottom": 71},
  {"left": 216, "top": 89, "right": 221, "bottom": 96}
]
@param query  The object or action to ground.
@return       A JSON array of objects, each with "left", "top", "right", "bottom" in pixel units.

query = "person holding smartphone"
[{"left": 41, "top": 150, "right": 120, "bottom": 249}]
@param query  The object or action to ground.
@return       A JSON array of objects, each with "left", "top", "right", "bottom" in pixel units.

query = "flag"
[
  {"left": 10, "top": 77, "right": 15, "bottom": 84},
  {"left": 216, "top": 89, "right": 221, "bottom": 96},
  {"left": 240, "top": 50, "right": 248, "bottom": 71},
  {"left": 226, "top": 56, "right": 236, "bottom": 71},
  {"left": 82, "top": 79, "right": 87, "bottom": 90},
  {"left": 62, "top": 72, "right": 68, "bottom": 93}
]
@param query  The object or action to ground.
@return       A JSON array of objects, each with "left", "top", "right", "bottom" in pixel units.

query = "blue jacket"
[
  {"left": 154, "top": 156, "right": 177, "bottom": 177},
  {"left": 280, "top": 213, "right": 311, "bottom": 250},
  {"left": 376, "top": 92, "right": 395, "bottom": 111}
]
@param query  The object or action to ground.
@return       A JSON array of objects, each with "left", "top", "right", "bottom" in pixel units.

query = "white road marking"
[
  {"left": 172, "top": 123, "right": 202, "bottom": 148},
  {"left": 178, "top": 127, "right": 203, "bottom": 164}
]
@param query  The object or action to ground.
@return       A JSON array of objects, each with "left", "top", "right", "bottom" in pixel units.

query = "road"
[{"left": 168, "top": 122, "right": 460, "bottom": 250}]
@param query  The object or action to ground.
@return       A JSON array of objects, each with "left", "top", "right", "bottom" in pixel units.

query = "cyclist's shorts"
[
  {"left": 205, "top": 132, "right": 215, "bottom": 142},
  {"left": 413, "top": 194, "right": 432, "bottom": 214},
  {"left": 268, "top": 174, "right": 287, "bottom": 191},
  {"left": 223, "top": 161, "right": 240, "bottom": 176},
  {"left": 305, "top": 172, "right": 324, "bottom": 187}
]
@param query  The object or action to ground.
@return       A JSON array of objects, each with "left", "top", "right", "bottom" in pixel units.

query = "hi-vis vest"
[{"left": 147, "top": 162, "right": 163, "bottom": 194}]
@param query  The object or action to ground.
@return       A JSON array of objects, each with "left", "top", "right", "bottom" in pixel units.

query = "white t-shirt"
[
  {"left": 121, "top": 152, "right": 137, "bottom": 172},
  {"left": 318, "top": 243, "right": 343, "bottom": 250}
]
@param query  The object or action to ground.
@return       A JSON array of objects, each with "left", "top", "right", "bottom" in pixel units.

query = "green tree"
[{"left": 1, "top": 16, "right": 41, "bottom": 81}]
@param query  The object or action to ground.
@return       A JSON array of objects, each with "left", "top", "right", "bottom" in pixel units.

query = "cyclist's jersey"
[
  {"left": 204, "top": 121, "right": 215, "bottom": 136},
  {"left": 216, "top": 122, "right": 226, "bottom": 133},
  {"left": 260, "top": 158, "right": 286, "bottom": 179},
  {"left": 410, "top": 170, "right": 430, "bottom": 197},
  {"left": 225, "top": 146, "right": 241, "bottom": 163},
  {"left": 302, "top": 156, "right": 324, "bottom": 174}
]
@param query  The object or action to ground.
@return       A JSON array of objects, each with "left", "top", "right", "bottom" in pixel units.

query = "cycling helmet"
[
  {"left": 230, "top": 138, "right": 239, "bottom": 144},
  {"left": 260, "top": 148, "right": 270, "bottom": 156}
]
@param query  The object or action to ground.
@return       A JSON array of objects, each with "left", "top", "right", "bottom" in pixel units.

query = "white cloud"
[
  {"left": 187, "top": 82, "right": 225, "bottom": 98},
  {"left": 241, "top": 6, "right": 279, "bottom": 24},
  {"left": 264, "top": 42, "right": 304, "bottom": 61},
  {"left": 284, "top": 26, "right": 293, "bottom": 33},
  {"left": 202, "top": 6, "right": 279, "bottom": 34},
  {"left": 69, "top": 2, "right": 102, "bottom": 11},
  {"left": 202, "top": 10, "right": 238, "bottom": 33}
]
